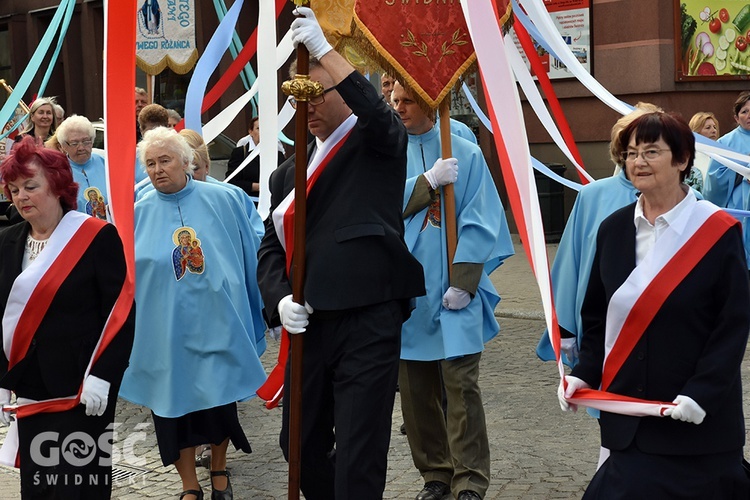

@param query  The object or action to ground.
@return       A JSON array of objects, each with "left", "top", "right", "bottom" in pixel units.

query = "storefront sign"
[{"left": 510, "top": 0, "right": 591, "bottom": 80}]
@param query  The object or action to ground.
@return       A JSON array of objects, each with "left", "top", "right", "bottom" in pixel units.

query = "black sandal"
[
  {"left": 210, "top": 470, "right": 233, "bottom": 500},
  {"left": 179, "top": 489, "right": 204, "bottom": 500}
]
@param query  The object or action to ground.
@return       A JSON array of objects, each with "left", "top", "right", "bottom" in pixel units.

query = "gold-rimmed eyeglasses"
[
  {"left": 620, "top": 148, "right": 671, "bottom": 163},
  {"left": 288, "top": 87, "right": 337, "bottom": 109}
]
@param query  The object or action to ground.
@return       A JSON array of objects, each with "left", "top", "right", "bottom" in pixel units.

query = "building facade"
[{"left": 0, "top": 0, "right": 747, "bottom": 222}]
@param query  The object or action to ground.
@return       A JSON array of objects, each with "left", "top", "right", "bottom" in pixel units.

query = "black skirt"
[
  {"left": 151, "top": 402, "right": 251, "bottom": 466},
  {"left": 17, "top": 400, "right": 118, "bottom": 499},
  {"left": 584, "top": 443, "right": 750, "bottom": 499}
]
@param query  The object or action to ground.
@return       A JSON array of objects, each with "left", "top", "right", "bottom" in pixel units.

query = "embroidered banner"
[
  {"left": 353, "top": 0, "right": 480, "bottom": 107},
  {"left": 136, "top": 0, "right": 199, "bottom": 75}
]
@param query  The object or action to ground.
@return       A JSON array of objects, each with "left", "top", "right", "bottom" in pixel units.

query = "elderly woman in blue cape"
[{"left": 119, "top": 127, "right": 267, "bottom": 500}]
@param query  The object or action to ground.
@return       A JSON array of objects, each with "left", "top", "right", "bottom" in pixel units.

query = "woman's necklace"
[{"left": 25, "top": 235, "right": 49, "bottom": 262}]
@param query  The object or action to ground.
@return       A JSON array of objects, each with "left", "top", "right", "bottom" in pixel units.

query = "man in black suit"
[
  {"left": 226, "top": 116, "right": 285, "bottom": 201},
  {"left": 256, "top": 7, "right": 425, "bottom": 499}
]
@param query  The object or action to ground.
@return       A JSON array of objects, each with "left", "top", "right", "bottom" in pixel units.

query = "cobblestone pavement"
[{"left": 0, "top": 238, "right": 747, "bottom": 498}]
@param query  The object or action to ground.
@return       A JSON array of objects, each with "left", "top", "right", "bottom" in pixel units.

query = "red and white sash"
[
  {"left": 0, "top": 211, "right": 133, "bottom": 466},
  {"left": 568, "top": 200, "right": 739, "bottom": 416},
  {"left": 259, "top": 115, "right": 356, "bottom": 408},
  {"left": 272, "top": 114, "right": 356, "bottom": 271}
]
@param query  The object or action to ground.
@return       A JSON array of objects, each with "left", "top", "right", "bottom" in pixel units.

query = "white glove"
[
  {"left": 278, "top": 294, "right": 314, "bottom": 334},
  {"left": 291, "top": 7, "right": 333, "bottom": 60},
  {"left": 442, "top": 286, "right": 471, "bottom": 310},
  {"left": 662, "top": 395, "right": 706, "bottom": 425},
  {"left": 268, "top": 326, "right": 283, "bottom": 341},
  {"left": 560, "top": 337, "right": 579, "bottom": 366},
  {"left": 80, "top": 375, "right": 110, "bottom": 417},
  {"left": 423, "top": 158, "right": 458, "bottom": 190},
  {"left": 0, "top": 389, "right": 11, "bottom": 426},
  {"left": 558, "top": 375, "right": 590, "bottom": 412}
]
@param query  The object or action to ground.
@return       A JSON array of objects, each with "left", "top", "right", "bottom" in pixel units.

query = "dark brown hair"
[{"left": 619, "top": 112, "right": 695, "bottom": 182}]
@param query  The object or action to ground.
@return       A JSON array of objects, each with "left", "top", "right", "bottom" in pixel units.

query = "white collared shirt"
[
  {"left": 633, "top": 187, "right": 696, "bottom": 266},
  {"left": 312, "top": 113, "right": 356, "bottom": 166}
]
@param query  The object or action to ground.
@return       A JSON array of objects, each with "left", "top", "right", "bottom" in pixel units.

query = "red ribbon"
[{"left": 513, "top": 16, "right": 589, "bottom": 185}]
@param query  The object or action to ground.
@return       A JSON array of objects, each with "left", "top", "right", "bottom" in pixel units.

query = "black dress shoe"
[
  {"left": 416, "top": 480, "right": 450, "bottom": 500},
  {"left": 210, "top": 470, "right": 233, "bottom": 500},
  {"left": 179, "top": 489, "right": 204, "bottom": 500},
  {"left": 457, "top": 490, "right": 482, "bottom": 500}
]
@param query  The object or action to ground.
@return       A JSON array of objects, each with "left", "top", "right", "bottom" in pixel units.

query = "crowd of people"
[{"left": 2, "top": 7, "right": 750, "bottom": 500}]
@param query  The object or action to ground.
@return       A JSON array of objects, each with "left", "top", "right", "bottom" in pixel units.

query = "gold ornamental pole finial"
[
  {"left": 283, "top": 0, "right": 323, "bottom": 104},
  {"left": 0, "top": 79, "right": 30, "bottom": 114},
  {"left": 281, "top": 75, "right": 324, "bottom": 103}
]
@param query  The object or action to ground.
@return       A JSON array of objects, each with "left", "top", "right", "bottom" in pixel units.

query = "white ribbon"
[
  {"left": 461, "top": 0, "right": 558, "bottom": 377},
  {"left": 201, "top": 28, "right": 293, "bottom": 145},
  {"left": 504, "top": 34, "right": 593, "bottom": 183},
  {"left": 519, "top": 0, "right": 632, "bottom": 116},
  {"left": 519, "top": 0, "right": 750, "bottom": 177},
  {"left": 223, "top": 101, "right": 295, "bottom": 187}
]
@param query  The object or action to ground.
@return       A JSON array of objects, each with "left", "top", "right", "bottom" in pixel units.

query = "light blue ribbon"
[
  {"left": 0, "top": 0, "right": 75, "bottom": 140},
  {"left": 212, "top": 0, "right": 258, "bottom": 112},
  {"left": 37, "top": 0, "right": 76, "bottom": 98},
  {"left": 512, "top": 0, "right": 561, "bottom": 61},
  {"left": 185, "top": 0, "right": 245, "bottom": 133}
]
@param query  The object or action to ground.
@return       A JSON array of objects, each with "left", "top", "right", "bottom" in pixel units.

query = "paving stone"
[{"left": 0, "top": 238, "right": 746, "bottom": 498}]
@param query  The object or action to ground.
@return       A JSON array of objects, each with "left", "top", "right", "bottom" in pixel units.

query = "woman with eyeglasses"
[
  {"left": 559, "top": 112, "right": 750, "bottom": 498},
  {"left": 55, "top": 115, "right": 109, "bottom": 221},
  {"left": 704, "top": 91, "right": 750, "bottom": 271}
]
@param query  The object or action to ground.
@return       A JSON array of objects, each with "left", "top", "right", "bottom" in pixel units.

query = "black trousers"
[{"left": 280, "top": 300, "right": 404, "bottom": 500}]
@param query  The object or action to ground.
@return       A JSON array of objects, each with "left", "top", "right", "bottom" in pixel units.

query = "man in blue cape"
[{"left": 393, "top": 81, "right": 514, "bottom": 500}]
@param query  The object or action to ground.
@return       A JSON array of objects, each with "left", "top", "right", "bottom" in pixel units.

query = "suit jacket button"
[
  {"left": 636, "top": 385, "right": 644, "bottom": 392},
  {"left": 637, "top": 351, "right": 645, "bottom": 360}
]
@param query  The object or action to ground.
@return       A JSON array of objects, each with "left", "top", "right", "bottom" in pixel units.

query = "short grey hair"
[
  {"left": 166, "top": 109, "right": 182, "bottom": 122},
  {"left": 139, "top": 126, "right": 195, "bottom": 174},
  {"left": 56, "top": 115, "right": 95, "bottom": 144}
]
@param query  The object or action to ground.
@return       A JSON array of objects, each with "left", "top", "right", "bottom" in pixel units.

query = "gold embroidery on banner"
[
  {"left": 440, "top": 29, "right": 468, "bottom": 62},
  {"left": 401, "top": 30, "right": 430, "bottom": 62},
  {"left": 401, "top": 28, "right": 468, "bottom": 63}
]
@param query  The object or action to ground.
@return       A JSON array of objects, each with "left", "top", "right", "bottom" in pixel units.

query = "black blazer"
[
  {"left": 226, "top": 146, "right": 286, "bottom": 199},
  {"left": 572, "top": 202, "right": 750, "bottom": 455},
  {"left": 257, "top": 71, "right": 425, "bottom": 324},
  {"left": 0, "top": 219, "right": 135, "bottom": 400}
]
